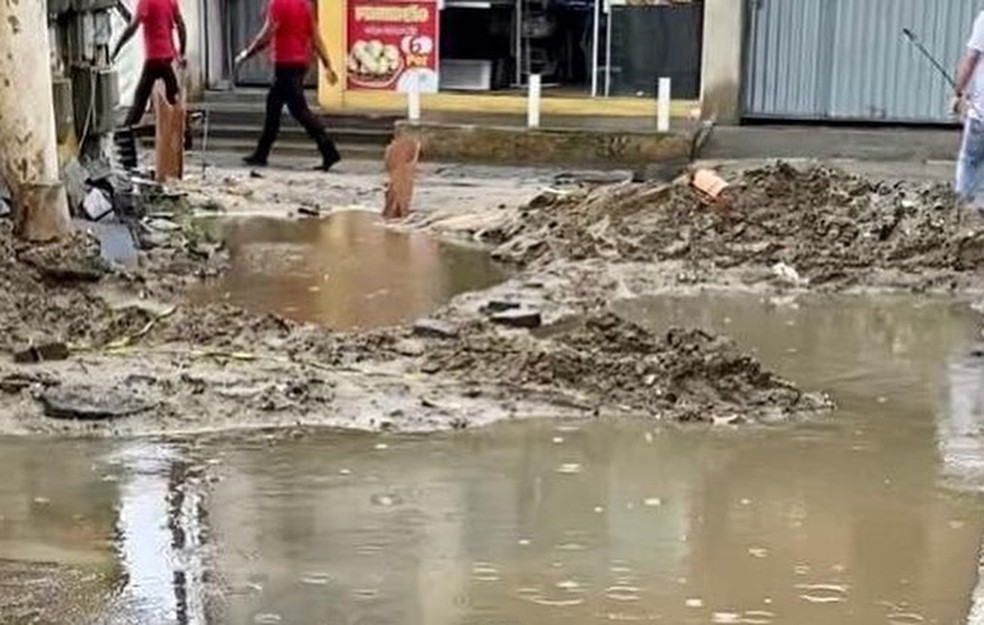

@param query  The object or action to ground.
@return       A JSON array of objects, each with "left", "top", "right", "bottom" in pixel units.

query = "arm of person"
[
  {"left": 311, "top": 18, "right": 338, "bottom": 85},
  {"left": 174, "top": 2, "right": 188, "bottom": 66},
  {"left": 955, "top": 14, "right": 984, "bottom": 115},
  {"left": 955, "top": 51, "right": 981, "bottom": 112},
  {"left": 110, "top": 14, "right": 141, "bottom": 63},
  {"left": 236, "top": 17, "right": 274, "bottom": 65}
]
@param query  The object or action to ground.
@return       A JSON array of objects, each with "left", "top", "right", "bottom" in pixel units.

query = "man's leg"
[
  {"left": 159, "top": 63, "right": 180, "bottom": 106},
  {"left": 123, "top": 63, "right": 159, "bottom": 127},
  {"left": 956, "top": 117, "right": 984, "bottom": 206},
  {"left": 247, "top": 70, "right": 288, "bottom": 165},
  {"left": 281, "top": 67, "right": 340, "bottom": 170}
]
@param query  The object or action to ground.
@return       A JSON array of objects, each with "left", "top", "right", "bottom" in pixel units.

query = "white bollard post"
[
  {"left": 528, "top": 74, "right": 541, "bottom": 129},
  {"left": 407, "top": 78, "right": 421, "bottom": 123},
  {"left": 657, "top": 77, "right": 671, "bottom": 133}
]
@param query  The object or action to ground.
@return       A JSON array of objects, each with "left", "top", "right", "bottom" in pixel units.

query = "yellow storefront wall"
[{"left": 317, "top": 0, "right": 698, "bottom": 118}]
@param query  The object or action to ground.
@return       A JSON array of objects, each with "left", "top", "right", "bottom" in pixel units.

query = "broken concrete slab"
[
  {"left": 39, "top": 385, "right": 154, "bottom": 421},
  {"left": 413, "top": 318, "right": 460, "bottom": 339},
  {"left": 490, "top": 308, "right": 543, "bottom": 329},
  {"left": 480, "top": 300, "right": 521, "bottom": 315},
  {"left": 145, "top": 217, "right": 181, "bottom": 232}
]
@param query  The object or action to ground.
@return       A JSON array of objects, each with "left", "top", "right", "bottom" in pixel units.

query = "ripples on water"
[{"left": 1, "top": 295, "right": 984, "bottom": 624}]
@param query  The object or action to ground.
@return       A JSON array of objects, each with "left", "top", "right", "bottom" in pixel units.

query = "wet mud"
[
  {"left": 0, "top": 192, "right": 826, "bottom": 435},
  {"left": 9, "top": 160, "right": 984, "bottom": 436},
  {"left": 476, "top": 162, "right": 984, "bottom": 292},
  {"left": 2, "top": 293, "right": 984, "bottom": 624}
]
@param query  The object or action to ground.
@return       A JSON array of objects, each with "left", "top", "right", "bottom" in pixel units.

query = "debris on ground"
[
  {"left": 420, "top": 312, "right": 829, "bottom": 423},
  {"left": 14, "top": 342, "right": 70, "bottom": 364},
  {"left": 0, "top": 197, "right": 224, "bottom": 353},
  {"left": 39, "top": 385, "right": 154, "bottom": 421},
  {"left": 0, "top": 160, "right": 869, "bottom": 436},
  {"left": 478, "top": 162, "right": 979, "bottom": 289}
]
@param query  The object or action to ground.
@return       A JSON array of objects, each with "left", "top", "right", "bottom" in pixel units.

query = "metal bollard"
[
  {"left": 657, "top": 77, "right": 671, "bottom": 133},
  {"left": 528, "top": 74, "right": 541, "bottom": 129}
]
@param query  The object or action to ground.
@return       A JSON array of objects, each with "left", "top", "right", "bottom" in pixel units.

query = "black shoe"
[
  {"left": 243, "top": 154, "right": 268, "bottom": 167},
  {"left": 314, "top": 153, "right": 341, "bottom": 172},
  {"left": 314, "top": 139, "right": 341, "bottom": 172}
]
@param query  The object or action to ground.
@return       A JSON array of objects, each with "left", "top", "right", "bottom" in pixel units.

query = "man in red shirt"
[
  {"left": 111, "top": 0, "right": 187, "bottom": 128},
  {"left": 235, "top": 0, "right": 341, "bottom": 171}
]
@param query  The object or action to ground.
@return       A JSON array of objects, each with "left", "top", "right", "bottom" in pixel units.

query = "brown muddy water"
[
  {"left": 3, "top": 294, "right": 984, "bottom": 624},
  {"left": 193, "top": 211, "right": 508, "bottom": 330}
]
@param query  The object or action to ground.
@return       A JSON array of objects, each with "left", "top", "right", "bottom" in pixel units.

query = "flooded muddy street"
[
  {"left": 4, "top": 294, "right": 984, "bottom": 624},
  {"left": 194, "top": 211, "right": 508, "bottom": 330}
]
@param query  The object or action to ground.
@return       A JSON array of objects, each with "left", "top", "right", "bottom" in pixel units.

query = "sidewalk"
[{"left": 702, "top": 125, "right": 961, "bottom": 163}]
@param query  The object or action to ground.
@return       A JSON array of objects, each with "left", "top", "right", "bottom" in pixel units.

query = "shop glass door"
[
  {"left": 602, "top": 0, "right": 703, "bottom": 98},
  {"left": 516, "top": 0, "right": 600, "bottom": 95}
]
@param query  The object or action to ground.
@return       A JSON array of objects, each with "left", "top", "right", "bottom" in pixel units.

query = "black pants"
[
  {"left": 252, "top": 64, "right": 339, "bottom": 163},
  {"left": 125, "top": 59, "right": 180, "bottom": 127}
]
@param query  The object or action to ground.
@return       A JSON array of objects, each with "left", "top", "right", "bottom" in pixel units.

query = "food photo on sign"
[{"left": 346, "top": 0, "right": 440, "bottom": 92}]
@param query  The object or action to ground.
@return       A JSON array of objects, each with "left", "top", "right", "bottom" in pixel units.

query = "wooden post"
[
  {"left": 0, "top": 0, "right": 72, "bottom": 241},
  {"left": 153, "top": 83, "right": 186, "bottom": 182},
  {"left": 383, "top": 136, "right": 421, "bottom": 219}
]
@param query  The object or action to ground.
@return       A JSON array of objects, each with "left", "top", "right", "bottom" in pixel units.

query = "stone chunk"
[
  {"left": 490, "top": 309, "right": 542, "bottom": 329},
  {"left": 40, "top": 385, "right": 153, "bottom": 421},
  {"left": 14, "top": 342, "right": 70, "bottom": 364},
  {"left": 413, "top": 318, "right": 460, "bottom": 339}
]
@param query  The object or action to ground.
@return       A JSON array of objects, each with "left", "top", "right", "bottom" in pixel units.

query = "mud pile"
[
  {"left": 421, "top": 312, "right": 829, "bottom": 423},
  {"left": 0, "top": 218, "right": 226, "bottom": 352},
  {"left": 483, "top": 163, "right": 983, "bottom": 288},
  {"left": 0, "top": 196, "right": 832, "bottom": 434}
]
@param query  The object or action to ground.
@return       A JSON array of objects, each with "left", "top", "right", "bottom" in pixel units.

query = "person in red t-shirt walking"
[
  {"left": 111, "top": 0, "right": 187, "bottom": 128},
  {"left": 235, "top": 0, "right": 341, "bottom": 171}
]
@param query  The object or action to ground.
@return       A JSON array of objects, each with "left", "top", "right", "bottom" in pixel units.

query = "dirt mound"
[
  {"left": 0, "top": 222, "right": 107, "bottom": 350},
  {"left": 0, "top": 215, "right": 233, "bottom": 352},
  {"left": 421, "top": 312, "right": 829, "bottom": 423},
  {"left": 483, "top": 163, "right": 982, "bottom": 288}
]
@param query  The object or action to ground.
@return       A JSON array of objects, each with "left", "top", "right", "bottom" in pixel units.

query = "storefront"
[
  {"left": 318, "top": 0, "right": 704, "bottom": 116},
  {"left": 742, "top": 0, "right": 978, "bottom": 123}
]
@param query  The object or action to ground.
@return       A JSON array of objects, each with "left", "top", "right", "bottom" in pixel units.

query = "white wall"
[{"left": 699, "top": 0, "right": 744, "bottom": 124}]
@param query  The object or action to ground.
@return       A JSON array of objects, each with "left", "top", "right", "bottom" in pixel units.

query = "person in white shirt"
[{"left": 954, "top": 11, "right": 984, "bottom": 206}]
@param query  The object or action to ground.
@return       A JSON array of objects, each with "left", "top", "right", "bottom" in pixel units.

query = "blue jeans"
[{"left": 957, "top": 116, "right": 984, "bottom": 203}]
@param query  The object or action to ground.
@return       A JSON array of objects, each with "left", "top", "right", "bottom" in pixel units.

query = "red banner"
[{"left": 346, "top": 0, "right": 440, "bottom": 92}]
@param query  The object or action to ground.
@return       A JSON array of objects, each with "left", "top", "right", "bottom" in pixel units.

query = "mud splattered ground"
[
  {"left": 11, "top": 158, "right": 981, "bottom": 437},
  {"left": 466, "top": 163, "right": 984, "bottom": 292},
  {"left": 0, "top": 164, "right": 828, "bottom": 435}
]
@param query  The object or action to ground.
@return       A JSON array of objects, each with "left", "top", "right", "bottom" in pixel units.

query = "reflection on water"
[
  {"left": 194, "top": 211, "right": 508, "bottom": 330},
  {"left": 2, "top": 294, "right": 984, "bottom": 624},
  {"left": 110, "top": 444, "right": 211, "bottom": 624}
]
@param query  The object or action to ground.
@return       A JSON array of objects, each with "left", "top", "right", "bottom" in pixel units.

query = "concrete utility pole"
[{"left": 0, "top": 0, "right": 72, "bottom": 241}]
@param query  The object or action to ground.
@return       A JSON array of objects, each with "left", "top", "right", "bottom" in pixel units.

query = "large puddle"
[
  {"left": 194, "top": 211, "right": 508, "bottom": 330},
  {"left": 3, "top": 294, "right": 984, "bottom": 624}
]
